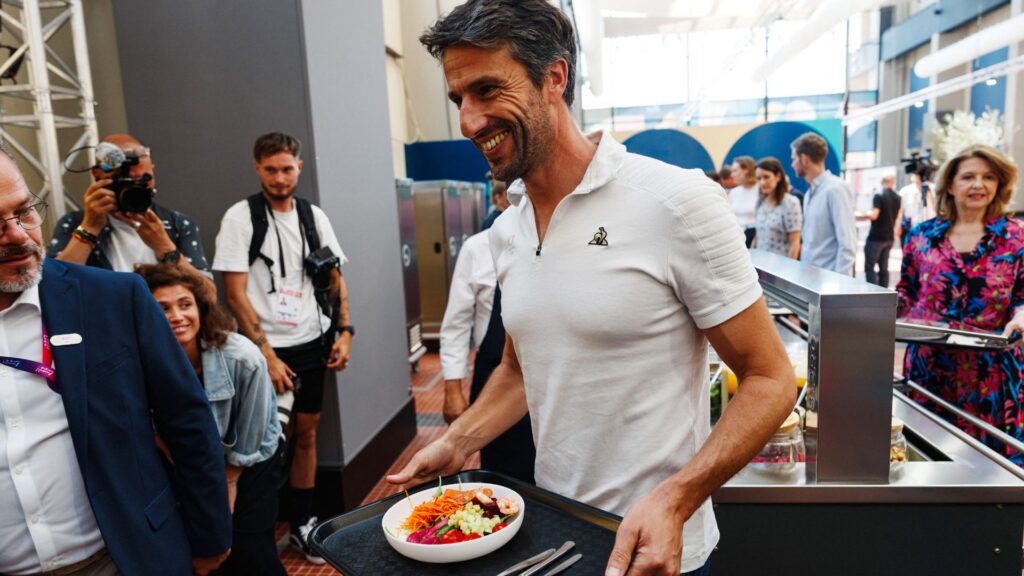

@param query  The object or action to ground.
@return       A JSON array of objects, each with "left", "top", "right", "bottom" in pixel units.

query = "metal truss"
[{"left": 0, "top": 0, "right": 98, "bottom": 218}]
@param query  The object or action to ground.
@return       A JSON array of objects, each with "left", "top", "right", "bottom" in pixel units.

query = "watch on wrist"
[
  {"left": 159, "top": 249, "right": 181, "bottom": 265},
  {"left": 337, "top": 324, "right": 355, "bottom": 337}
]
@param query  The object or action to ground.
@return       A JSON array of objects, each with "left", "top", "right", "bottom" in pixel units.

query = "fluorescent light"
[
  {"left": 841, "top": 53, "right": 1024, "bottom": 126},
  {"left": 913, "top": 101, "right": 924, "bottom": 108},
  {"left": 985, "top": 78, "right": 998, "bottom": 86},
  {"left": 913, "top": 13, "right": 1024, "bottom": 77}
]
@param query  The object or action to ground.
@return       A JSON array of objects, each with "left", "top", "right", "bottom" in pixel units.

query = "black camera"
[
  {"left": 108, "top": 160, "right": 155, "bottom": 214},
  {"left": 95, "top": 142, "right": 155, "bottom": 213},
  {"left": 901, "top": 150, "right": 937, "bottom": 182},
  {"left": 304, "top": 246, "right": 340, "bottom": 292}
]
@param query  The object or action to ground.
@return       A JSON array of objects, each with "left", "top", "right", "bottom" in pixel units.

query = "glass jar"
[
  {"left": 752, "top": 412, "right": 805, "bottom": 468},
  {"left": 890, "top": 417, "right": 907, "bottom": 470}
]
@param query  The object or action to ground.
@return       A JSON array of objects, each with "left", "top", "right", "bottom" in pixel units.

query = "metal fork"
[{"left": 495, "top": 540, "right": 575, "bottom": 576}]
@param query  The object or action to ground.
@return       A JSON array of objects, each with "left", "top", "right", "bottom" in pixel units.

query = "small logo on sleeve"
[{"left": 588, "top": 226, "right": 608, "bottom": 246}]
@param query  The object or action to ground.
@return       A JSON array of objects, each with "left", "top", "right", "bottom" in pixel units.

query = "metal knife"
[
  {"left": 520, "top": 541, "right": 576, "bottom": 576},
  {"left": 495, "top": 548, "right": 555, "bottom": 576},
  {"left": 540, "top": 553, "right": 583, "bottom": 576}
]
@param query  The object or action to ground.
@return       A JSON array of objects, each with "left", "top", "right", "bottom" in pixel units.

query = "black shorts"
[{"left": 274, "top": 338, "right": 327, "bottom": 414}]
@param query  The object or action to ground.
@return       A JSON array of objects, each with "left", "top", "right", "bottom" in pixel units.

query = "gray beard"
[{"left": 0, "top": 251, "right": 43, "bottom": 293}]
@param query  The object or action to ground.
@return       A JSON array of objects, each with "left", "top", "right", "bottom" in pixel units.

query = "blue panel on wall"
[
  {"left": 881, "top": 0, "right": 1007, "bottom": 61},
  {"left": 971, "top": 47, "right": 1008, "bottom": 117},
  {"left": 847, "top": 121, "right": 877, "bottom": 153},
  {"left": 724, "top": 122, "right": 841, "bottom": 194},
  {"left": 405, "top": 140, "right": 490, "bottom": 183},
  {"left": 908, "top": 70, "right": 929, "bottom": 150},
  {"left": 622, "top": 129, "right": 715, "bottom": 173}
]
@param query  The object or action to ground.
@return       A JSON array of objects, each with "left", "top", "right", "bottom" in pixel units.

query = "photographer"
[
  {"left": 48, "top": 133, "right": 212, "bottom": 280},
  {"left": 895, "top": 153, "right": 937, "bottom": 247},
  {"left": 213, "top": 132, "right": 352, "bottom": 566}
]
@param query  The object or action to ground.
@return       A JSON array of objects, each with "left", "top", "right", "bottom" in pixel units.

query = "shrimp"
[{"left": 497, "top": 497, "right": 519, "bottom": 516}]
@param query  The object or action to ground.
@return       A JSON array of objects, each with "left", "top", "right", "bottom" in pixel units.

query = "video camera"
[
  {"left": 95, "top": 142, "right": 155, "bottom": 213},
  {"left": 901, "top": 150, "right": 937, "bottom": 182}
]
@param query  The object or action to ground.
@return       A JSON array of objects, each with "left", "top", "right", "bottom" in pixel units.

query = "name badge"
[{"left": 50, "top": 333, "right": 83, "bottom": 346}]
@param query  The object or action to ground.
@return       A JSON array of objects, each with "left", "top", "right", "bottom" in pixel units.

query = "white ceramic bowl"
[{"left": 382, "top": 482, "right": 525, "bottom": 563}]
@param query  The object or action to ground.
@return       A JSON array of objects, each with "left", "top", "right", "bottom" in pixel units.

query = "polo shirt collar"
[
  {"left": 514, "top": 131, "right": 625, "bottom": 199},
  {"left": 572, "top": 131, "right": 624, "bottom": 195}
]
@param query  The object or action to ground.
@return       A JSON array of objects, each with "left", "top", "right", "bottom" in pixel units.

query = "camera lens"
[{"left": 119, "top": 186, "right": 154, "bottom": 213}]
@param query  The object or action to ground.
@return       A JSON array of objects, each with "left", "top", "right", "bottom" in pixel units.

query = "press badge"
[{"left": 274, "top": 288, "right": 302, "bottom": 326}]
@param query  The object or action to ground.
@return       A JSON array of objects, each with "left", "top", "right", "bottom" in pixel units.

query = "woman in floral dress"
[
  {"left": 896, "top": 145, "right": 1024, "bottom": 465},
  {"left": 752, "top": 157, "right": 802, "bottom": 259}
]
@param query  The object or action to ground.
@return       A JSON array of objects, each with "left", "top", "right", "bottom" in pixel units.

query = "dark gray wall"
[{"left": 112, "top": 0, "right": 410, "bottom": 466}]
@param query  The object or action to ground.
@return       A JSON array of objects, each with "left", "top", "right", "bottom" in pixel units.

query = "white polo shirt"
[
  {"left": 213, "top": 198, "right": 346, "bottom": 348},
  {"left": 439, "top": 230, "right": 496, "bottom": 381},
  {"left": 489, "top": 133, "right": 761, "bottom": 573}
]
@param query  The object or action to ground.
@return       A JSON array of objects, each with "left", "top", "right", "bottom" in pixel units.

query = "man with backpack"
[{"left": 212, "top": 132, "right": 352, "bottom": 565}]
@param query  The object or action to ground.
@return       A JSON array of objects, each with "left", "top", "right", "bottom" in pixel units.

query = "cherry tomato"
[
  {"left": 466, "top": 533, "right": 481, "bottom": 540},
  {"left": 441, "top": 530, "right": 466, "bottom": 544},
  {"left": 492, "top": 522, "right": 508, "bottom": 533}
]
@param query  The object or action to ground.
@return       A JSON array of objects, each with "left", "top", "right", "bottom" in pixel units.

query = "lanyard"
[
  {"left": 0, "top": 324, "right": 58, "bottom": 393},
  {"left": 266, "top": 204, "right": 307, "bottom": 283}
]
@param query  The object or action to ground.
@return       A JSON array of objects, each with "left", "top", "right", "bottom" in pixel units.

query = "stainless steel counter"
[{"left": 716, "top": 391, "right": 1024, "bottom": 504}]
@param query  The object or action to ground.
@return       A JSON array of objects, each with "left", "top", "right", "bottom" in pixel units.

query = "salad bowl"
[{"left": 381, "top": 482, "right": 525, "bottom": 563}]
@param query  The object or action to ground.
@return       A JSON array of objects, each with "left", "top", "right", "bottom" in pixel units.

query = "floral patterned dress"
[{"left": 896, "top": 216, "right": 1024, "bottom": 466}]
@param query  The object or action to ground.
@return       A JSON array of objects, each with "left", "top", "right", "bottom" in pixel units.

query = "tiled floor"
[{"left": 277, "top": 352, "right": 479, "bottom": 575}]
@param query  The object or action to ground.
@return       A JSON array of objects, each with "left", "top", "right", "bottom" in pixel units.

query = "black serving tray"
[{"left": 309, "top": 470, "right": 621, "bottom": 575}]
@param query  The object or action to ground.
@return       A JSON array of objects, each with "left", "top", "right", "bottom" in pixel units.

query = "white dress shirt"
[
  {"left": 439, "top": 231, "right": 496, "bottom": 381},
  {"left": 0, "top": 285, "right": 104, "bottom": 575}
]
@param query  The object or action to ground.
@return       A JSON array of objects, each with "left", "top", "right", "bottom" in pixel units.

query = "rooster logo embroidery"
[{"left": 588, "top": 226, "right": 608, "bottom": 246}]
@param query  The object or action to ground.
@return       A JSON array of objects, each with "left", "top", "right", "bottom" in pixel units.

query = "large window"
[{"left": 581, "top": 18, "right": 849, "bottom": 131}]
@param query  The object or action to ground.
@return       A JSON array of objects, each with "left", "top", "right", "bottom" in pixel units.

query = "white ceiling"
[{"left": 588, "top": 0, "right": 825, "bottom": 36}]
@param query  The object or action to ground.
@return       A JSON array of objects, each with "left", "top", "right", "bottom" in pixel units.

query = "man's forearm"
[
  {"left": 444, "top": 360, "right": 528, "bottom": 456},
  {"left": 663, "top": 371, "right": 794, "bottom": 519},
  {"left": 336, "top": 274, "right": 352, "bottom": 326},
  {"left": 225, "top": 294, "right": 273, "bottom": 357},
  {"left": 55, "top": 239, "right": 93, "bottom": 265}
]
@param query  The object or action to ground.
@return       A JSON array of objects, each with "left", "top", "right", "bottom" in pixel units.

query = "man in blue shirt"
[{"left": 791, "top": 132, "right": 856, "bottom": 275}]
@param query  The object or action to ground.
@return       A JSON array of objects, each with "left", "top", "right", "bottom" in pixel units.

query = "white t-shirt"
[
  {"left": 439, "top": 230, "right": 496, "bottom": 381},
  {"left": 489, "top": 134, "right": 762, "bottom": 573},
  {"left": 105, "top": 217, "right": 158, "bottom": 272},
  {"left": 898, "top": 183, "right": 935, "bottom": 224},
  {"left": 728, "top": 184, "right": 759, "bottom": 229},
  {"left": 213, "top": 198, "right": 346, "bottom": 348}
]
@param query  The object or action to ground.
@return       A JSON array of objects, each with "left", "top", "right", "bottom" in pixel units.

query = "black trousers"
[
  {"left": 213, "top": 442, "right": 288, "bottom": 576},
  {"left": 864, "top": 239, "right": 894, "bottom": 288},
  {"left": 743, "top": 227, "right": 756, "bottom": 248}
]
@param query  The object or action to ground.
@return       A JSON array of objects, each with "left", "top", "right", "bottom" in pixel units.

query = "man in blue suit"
[{"left": 0, "top": 147, "right": 231, "bottom": 574}]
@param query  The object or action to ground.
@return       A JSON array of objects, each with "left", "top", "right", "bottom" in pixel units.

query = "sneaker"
[{"left": 289, "top": 516, "right": 326, "bottom": 565}]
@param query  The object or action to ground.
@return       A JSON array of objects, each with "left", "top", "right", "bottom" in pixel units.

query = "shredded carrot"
[{"left": 399, "top": 490, "right": 478, "bottom": 533}]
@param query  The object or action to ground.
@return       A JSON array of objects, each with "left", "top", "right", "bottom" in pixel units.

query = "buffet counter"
[{"left": 709, "top": 251, "right": 1024, "bottom": 575}]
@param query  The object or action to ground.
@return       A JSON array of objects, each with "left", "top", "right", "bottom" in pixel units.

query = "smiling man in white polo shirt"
[{"left": 388, "top": 2, "right": 796, "bottom": 575}]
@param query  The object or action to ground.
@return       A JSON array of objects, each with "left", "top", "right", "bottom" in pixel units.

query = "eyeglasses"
[{"left": 0, "top": 202, "right": 48, "bottom": 236}]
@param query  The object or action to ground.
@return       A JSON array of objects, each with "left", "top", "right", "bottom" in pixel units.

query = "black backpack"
[
  {"left": 246, "top": 193, "right": 340, "bottom": 345},
  {"left": 246, "top": 192, "right": 321, "bottom": 293}
]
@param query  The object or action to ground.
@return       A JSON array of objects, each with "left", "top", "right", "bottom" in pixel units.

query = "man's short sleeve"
[
  {"left": 872, "top": 193, "right": 883, "bottom": 210},
  {"left": 667, "top": 177, "right": 762, "bottom": 330},
  {"left": 172, "top": 211, "right": 211, "bottom": 273},
  {"left": 313, "top": 206, "right": 348, "bottom": 265},
  {"left": 212, "top": 202, "right": 255, "bottom": 273},
  {"left": 46, "top": 212, "right": 83, "bottom": 258}
]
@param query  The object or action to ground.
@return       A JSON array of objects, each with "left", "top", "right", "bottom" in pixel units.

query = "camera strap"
[{"left": 246, "top": 193, "right": 322, "bottom": 293}]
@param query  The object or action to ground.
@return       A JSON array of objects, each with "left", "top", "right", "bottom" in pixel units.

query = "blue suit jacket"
[{"left": 38, "top": 259, "right": 231, "bottom": 575}]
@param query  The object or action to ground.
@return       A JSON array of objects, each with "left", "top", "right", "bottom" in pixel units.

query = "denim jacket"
[{"left": 202, "top": 332, "right": 280, "bottom": 466}]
